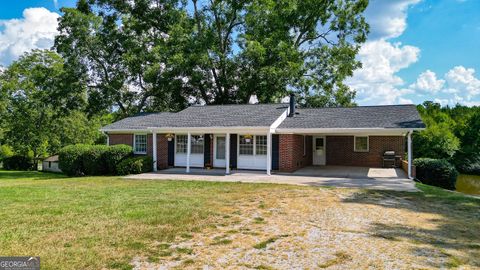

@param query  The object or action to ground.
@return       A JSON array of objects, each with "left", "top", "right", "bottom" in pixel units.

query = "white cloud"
[
  {"left": 409, "top": 70, "right": 445, "bottom": 93},
  {"left": 445, "top": 66, "right": 480, "bottom": 98},
  {"left": 346, "top": 0, "right": 423, "bottom": 105},
  {"left": 364, "top": 0, "right": 421, "bottom": 39},
  {"left": 0, "top": 8, "right": 59, "bottom": 66},
  {"left": 346, "top": 40, "right": 420, "bottom": 105},
  {"left": 398, "top": 97, "right": 414, "bottom": 104}
]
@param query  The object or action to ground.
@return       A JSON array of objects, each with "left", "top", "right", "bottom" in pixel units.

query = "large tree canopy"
[
  {"left": 0, "top": 50, "right": 106, "bottom": 157},
  {"left": 55, "top": 0, "right": 369, "bottom": 116}
]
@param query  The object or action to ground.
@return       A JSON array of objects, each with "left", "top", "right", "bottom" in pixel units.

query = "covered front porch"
[{"left": 125, "top": 165, "right": 417, "bottom": 192}]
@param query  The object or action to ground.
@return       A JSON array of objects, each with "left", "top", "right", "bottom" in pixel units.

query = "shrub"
[
  {"left": 82, "top": 145, "right": 109, "bottom": 175},
  {"left": 2, "top": 155, "right": 36, "bottom": 170},
  {"left": 116, "top": 156, "right": 153, "bottom": 175},
  {"left": 59, "top": 144, "right": 92, "bottom": 176},
  {"left": 414, "top": 158, "right": 458, "bottom": 190},
  {"left": 0, "top": 145, "right": 14, "bottom": 162},
  {"left": 104, "top": 144, "right": 133, "bottom": 174}
]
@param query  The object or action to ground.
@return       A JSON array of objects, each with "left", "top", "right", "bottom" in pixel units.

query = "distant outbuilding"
[{"left": 42, "top": 155, "right": 61, "bottom": 173}]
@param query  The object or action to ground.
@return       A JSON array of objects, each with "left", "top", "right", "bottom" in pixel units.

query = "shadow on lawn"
[
  {"left": 341, "top": 186, "right": 480, "bottom": 268},
  {"left": 0, "top": 170, "right": 67, "bottom": 180}
]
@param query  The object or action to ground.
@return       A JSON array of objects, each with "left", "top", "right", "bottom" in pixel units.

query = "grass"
[
  {"left": 0, "top": 170, "right": 293, "bottom": 269},
  {"left": 1, "top": 170, "right": 478, "bottom": 269}
]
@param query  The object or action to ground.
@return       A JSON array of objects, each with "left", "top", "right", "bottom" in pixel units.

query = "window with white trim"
[
  {"left": 176, "top": 135, "right": 187, "bottom": 153},
  {"left": 354, "top": 136, "right": 369, "bottom": 152},
  {"left": 176, "top": 135, "right": 204, "bottom": 154},
  {"left": 191, "top": 135, "right": 204, "bottom": 154},
  {"left": 134, "top": 134, "right": 147, "bottom": 154},
  {"left": 239, "top": 135, "right": 254, "bottom": 155},
  {"left": 255, "top": 135, "right": 267, "bottom": 155}
]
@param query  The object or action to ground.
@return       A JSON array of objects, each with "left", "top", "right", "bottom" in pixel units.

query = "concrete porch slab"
[{"left": 125, "top": 166, "right": 418, "bottom": 192}]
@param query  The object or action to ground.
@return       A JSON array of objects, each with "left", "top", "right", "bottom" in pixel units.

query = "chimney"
[{"left": 289, "top": 93, "right": 295, "bottom": 117}]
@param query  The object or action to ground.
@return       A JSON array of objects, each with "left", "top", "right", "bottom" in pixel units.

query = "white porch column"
[
  {"left": 152, "top": 132, "right": 157, "bottom": 172},
  {"left": 186, "top": 132, "right": 191, "bottom": 173},
  {"left": 407, "top": 130, "right": 413, "bottom": 179},
  {"left": 225, "top": 133, "right": 230, "bottom": 174},
  {"left": 266, "top": 132, "right": 272, "bottom": 175},
  {"left": 106, "top": 133, "right": 109, "bottom": 146}
]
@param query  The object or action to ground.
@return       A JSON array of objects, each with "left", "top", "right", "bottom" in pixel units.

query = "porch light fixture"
[
  {"left": 165, "top": 133, "right": 175, "bottom": 141},
  {"left": 244, "top": 134, "right": 253, "bottom": 143}
]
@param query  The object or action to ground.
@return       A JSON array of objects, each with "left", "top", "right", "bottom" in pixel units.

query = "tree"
[
  {"left": 0, "top": 50, "right": 88, "bottom": 157},
  {"left": 55, "top": 0, "right": 369, "bottom": 116},
  {"left": 413, "top": 102, "right": 460, "bottom": 160}
]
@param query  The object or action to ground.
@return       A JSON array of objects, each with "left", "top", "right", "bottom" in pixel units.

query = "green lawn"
[
  {"left": 0, "top": 170, "right": 478, "bottom": 269},
  {"left": 0, "top": 170, "right": 296, "bottom": 269}
]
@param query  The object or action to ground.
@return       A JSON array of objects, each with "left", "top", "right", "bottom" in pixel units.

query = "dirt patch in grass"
[{"left": 133, "top": 183, "right": 480, "bottom": 269}]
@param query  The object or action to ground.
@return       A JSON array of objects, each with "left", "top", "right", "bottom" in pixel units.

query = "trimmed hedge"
[
  {"left": 2, "top": 155, "right": 36, "bottom": 171},
  {"left": 82, "top": 145, "right": 109, "bottom": 175},
  {"left": 414, "top": 158, "right": 458, "bottom": 190},
  {"left": 116, "top": 156, "right": 153, "bottom": 176},
  {"left": 104, "top": 144, "right": 133, "bottom": 174},
  {"left": 59, "top": 144, "right": 136, "bottom": 176},
  {"left": 59, "top": 144, "right": 92, "bottom": 176}
]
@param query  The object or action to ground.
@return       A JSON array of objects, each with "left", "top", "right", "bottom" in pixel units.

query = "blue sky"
[{"left": 0, "top": 0, "right": 479, "bottom": 106}]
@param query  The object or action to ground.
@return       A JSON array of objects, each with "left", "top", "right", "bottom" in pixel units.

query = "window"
[
  {"left": 176, "top": 135, "right": 204, "bottom": 154},
  {"left": 239, "top": 135, "right": 254, "bottom": 155},
  {"left": 354, "top": 136, "right": 369, "bottom": 152},
  {"left": 216, "top": 136, "right": 226, "bottom": 159},
  {"left": 255, "top": 135, "right": 267, "bottom": 155},
  {"left": 191, "top": 135, "right": 204, "bottom": 154},
  {"left": 134, "top": 134, "right": 147, "bottom": 154},
  {"left": 176, "top": 135, "right": 187, "bottom": 153}
]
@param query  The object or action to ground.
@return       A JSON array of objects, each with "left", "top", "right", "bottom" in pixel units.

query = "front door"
[
  {"left": 313, "top": 136, "right": 326, "bottom": 165},
  {"left": 213, "top": 135, "right": 226, "bottom": 168}
]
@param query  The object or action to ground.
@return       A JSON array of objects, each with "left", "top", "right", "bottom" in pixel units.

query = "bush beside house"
[
  {"left": 414, "top": 158, "right": 458, "bottom": 190},
  {"left": 59, "top": 144, "right": 138, "bottom": 176},
  {"left": 116, "top": 156, "right": 153, "bottom": 175}
]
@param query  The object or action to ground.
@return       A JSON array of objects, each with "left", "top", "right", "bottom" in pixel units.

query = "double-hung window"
[
  {"left": 176, "top": 135, "right": 187, "bottom": 153},
  {"left": 175, "top": 135, "right": 204, "bottom": 154},
  {"left": 239, "top": 135, "right": 254, "bottom": 155},
  {"left": 134, "top": 134, "right": 147, "bottom": 154},
  {"left": 354, "top": 136, "right": 369, "bottom": 152},
  {"left": 239, "top": 135, "right": 267, "bottom": 156},
  {"left": 191, "top": 135, "right": 204, "bottom": 154},
  {"left": 255, "top": 136, "right": 267, "bottom": 155}
]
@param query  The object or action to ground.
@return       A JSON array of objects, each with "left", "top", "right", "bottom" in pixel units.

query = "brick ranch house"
[{"left": 101, "top": 97, "right": 425, "bottom": 178}]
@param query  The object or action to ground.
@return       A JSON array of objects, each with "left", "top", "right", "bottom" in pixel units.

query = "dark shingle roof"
[
  {"left": 102, "top": 104, "right": 289, "bottom": 130},
  {"left": 278, "top": 104, "right": 425, "bottom": 129}
]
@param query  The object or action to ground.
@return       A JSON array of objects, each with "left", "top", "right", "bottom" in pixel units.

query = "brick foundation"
[
  {"left": 279, "top": 134, "right": 313, "bottom": 172},
  {"left": 326, "top": 136, "right": 404, "bottom": 168}
]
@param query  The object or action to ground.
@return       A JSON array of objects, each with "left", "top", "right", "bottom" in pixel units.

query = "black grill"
[{"left": 383, "top": 151, "right": 397, "bottom": 168}]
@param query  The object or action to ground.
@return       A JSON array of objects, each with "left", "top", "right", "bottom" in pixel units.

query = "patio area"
[{"left": 125, "top": 165, "right": 417, "bottom": 192}]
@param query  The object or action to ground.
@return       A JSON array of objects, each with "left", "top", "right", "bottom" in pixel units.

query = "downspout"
[{"left": 407, "top": 130, "right": 413, "bottom": 179}]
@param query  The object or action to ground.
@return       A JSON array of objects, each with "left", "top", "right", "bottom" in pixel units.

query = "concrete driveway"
[{"left": 125, "top": 166, "right": 417, "bottom": 192}]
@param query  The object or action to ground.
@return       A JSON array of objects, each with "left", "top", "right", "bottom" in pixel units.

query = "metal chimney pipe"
[{"left": 289, "top": 93, "right": 295, "bottom": 117}]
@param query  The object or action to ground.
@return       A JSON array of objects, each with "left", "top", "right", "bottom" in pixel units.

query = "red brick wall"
[
  {"left": 326, "top": 136, "right": 404, "bottom": 167},
  {"left": 108, "top": 134, "right": 133, "bottom": 146},
  {"left": 279, "top": 134, "right": 313, "bottom": 172},
  {"left": 108, "top": 133, "right": 169, "bottom": 170}
]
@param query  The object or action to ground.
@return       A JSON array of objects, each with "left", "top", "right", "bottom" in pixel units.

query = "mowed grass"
[{"left": 0, "top": 170, "right": 294, "bottom": 269}]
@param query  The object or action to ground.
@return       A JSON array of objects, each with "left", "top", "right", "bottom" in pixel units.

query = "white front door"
[
  {"left": 313, "top": 136, "right": 326, "bottom": 165},
  {"left": 213, "top": 135, "right": 226, "bottom": 168}
]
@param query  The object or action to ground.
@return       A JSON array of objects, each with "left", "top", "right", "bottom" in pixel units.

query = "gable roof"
[
  {"left": 102, "top": 104, "right": 288, "bottom": 130},
  {"left": 278, "top": 104, "right": 425, "bottom": 129}
]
